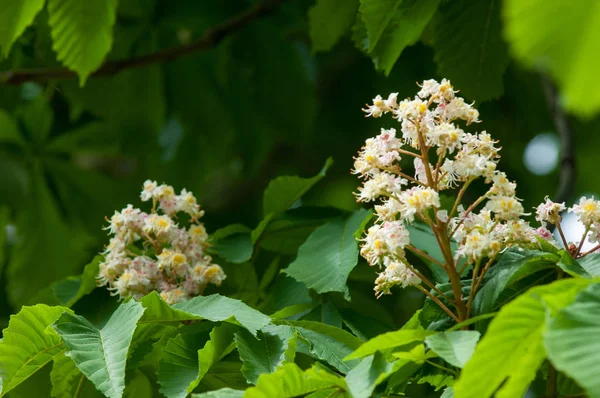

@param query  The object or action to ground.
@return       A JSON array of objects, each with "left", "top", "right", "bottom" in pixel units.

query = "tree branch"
[
  {"left": 0, "top": 0, "right": 285, "bottom": 85},
  {"left": 541, "top": 75, "right": 576, "bottom": 203}
]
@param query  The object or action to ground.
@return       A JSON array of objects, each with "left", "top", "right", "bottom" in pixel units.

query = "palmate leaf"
[
  {"left": 430, "top": 0, "right": 509, "bottom": 101},
  {"left": 0, "top": 0, "right": 46, "bottom": 57},
  {"left": 454, "top": 278, "right": 592, "bottom": 398},
  {"left": 52, "top": 300, "right": 145, "bottom": 398},
  {"left": 504, "top": 0, "right": 600, "bottom": 116},
  {"left": 309, "top": 0, "right": 359, "bottom": 52},
  {"left": 284, "top": 209, "right": 371, "bottom": 299},
  {"left": 425, "top": 331, "right": 480, "bottom": 368},
  {"left": 235, "top": 324, "right": 296, "bottom": 384},
  {"left": 244, "top": 363, "right": 345, "bottom": 398},
  {"left": 47, "top": 0, "right": 119, "bottom": 85},
  {"left": 0, "top": 305, "right": 71, "bottom": 396},
  {"left": 287, "top": 320, "right": 363, "bottom": 373},
  {"left": 545, "top": 282, "right": 600, "bottom": 397},
  {"left": 262, "top": 158, "right": 333, "bottom": 217},
  {"left": 358, "top": 0, "right": 441, "bottom": 74}
]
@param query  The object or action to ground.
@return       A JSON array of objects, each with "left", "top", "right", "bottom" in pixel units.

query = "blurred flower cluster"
[
  {"left": 354, "top": 79, "right": 541, "bottom": 297},
  {"left": 98, "top": 180, "right": 225, "bottom": 304}
]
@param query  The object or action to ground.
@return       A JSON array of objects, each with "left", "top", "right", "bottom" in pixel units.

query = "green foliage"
[
  {"left": 0, "top": 305, "right": 70, "bottom": 396},
  {"left": 309, "top": 0, "right": 359, "bottom": 52},
  {"left": 425, "top": 331, "right": 480, "bottom": 368},
  {"left": 0, "top": 0, "right": 45, "bottom": 58},
  {"left": 47, "top": 0, "right": 119, "bottom": 85},
  {"left": 284, "top": 209, "right": 370, "bottom": 299},
  {"left": 455, "top": 278, "right": 593, "bottom": 398},
  {"left": 545, "top": 283, "right": 600, "bottom": 397},
  {"left": 503, "top": 0, "right": 600, "bottom": 116},
  {"left": 358, "top": 0, "right": 441, "bottom": 74},
  {"left": 52, "top": 300, "right": 145, "bottom": 398}
]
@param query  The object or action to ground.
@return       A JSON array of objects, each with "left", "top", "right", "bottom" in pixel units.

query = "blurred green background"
[{"left": 0, "top": 0, "right": 599, "bottom": 341}]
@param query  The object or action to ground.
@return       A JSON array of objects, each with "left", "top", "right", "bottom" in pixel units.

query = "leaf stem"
[{"left": 416, "top": 285, "right": 461, "bottom": 323}]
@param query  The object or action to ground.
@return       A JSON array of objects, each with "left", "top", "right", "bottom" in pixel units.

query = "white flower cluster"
[
  {"left": 355, "top": 79, "right": 540, "bottom": 296},
  {"left": 538, "top": 196, "right": 600, "bottom": 249},
  {"left": 98, "top": 180, "right": 226, "bottom": 304}
]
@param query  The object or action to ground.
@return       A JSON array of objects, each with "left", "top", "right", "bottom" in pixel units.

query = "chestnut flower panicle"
[
  {"left": 354, "top": 79, "right": 539, "bottom": 297},
  {"left": 98, "top": 180, "right": 225, "bottom": 305}
]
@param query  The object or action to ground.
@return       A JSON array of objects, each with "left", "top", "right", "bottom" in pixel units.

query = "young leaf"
[
  {"left": 454, "top": 278, "right": 592, "bottom": 398},
  {"left": 0, "top": 0, "right": 46, "bottom": 58},
  {"left": 425, "top": 331, "right": 480, "bottom": 368},
  {"left": 0, "top": 305, "right": 70, "bottom": 396},
  {"left": 52, "top": 300, "right": 145, "bottom": 398},
  {"left": 309, "top": 0, "right": 359, "bottom": 52},
  {"left": 173, "top": 294, "right": 271, "bottom": 336},
  {"left": 157, "top": 329, "right": 212, "bottom": 398},
  {"left": 431, "top": 0, "right": 509, "bottom": 101},
  {"left": 344, "top": 353, "right": 394, "bottom": 398},
  {"left": 504, "top": 0, "right": 600, "bottom": 116},
  {"left": 287, "top": 320, "right": 363, "bottom": 373},
  {"left": 244, "top": 363, "right": 342, "bottom": 398},
  {"left": 345, "top": 328, "right": 433, "bottom": 360},
  {"left": 284, "top": 209, "right": 371, "bottom": 299},
  {"left": 472, "top": 248, "right": 559, "bottom": 317},
  {"left": 359, "top": 0, "right": 441, "bottom": 74},
  {"left": 235, "top": 324, "right": 296, "bottom": 384},
  {"left": 262, "top": 158, "right": 332, "bottom": 217},
  {"left": 47, "top": 0, "right": 119, "bottom": 85},
  {"left": 545, "top": 282, "right": 600, "bottom": 397}
]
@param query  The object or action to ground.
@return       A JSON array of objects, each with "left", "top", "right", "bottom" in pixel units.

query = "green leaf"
[
  {"left": 503, "top": 0, "right": 600, "bottom": 116},
  {"left": 0, "top": 0, "right": 45, "bottom": 58},
  {"left": 0, "top": 206, "right": 8, "bottom": 279},
  {"left": 309, "top": 0, "right": 359, "bottom": 52},
  {"left": 431, "top": 0, "right": 509, "bottom": 101},
  {"left": 52, "top": 300, "right": 145, "bottom": 398},
  {"left": 157, "top": 328, "right": 212, "bottom": 398},
  {"left": 284, "top": 209, "right": 371, "bottom": 299},
  {"left": 210, "top": 224, "right": 253, "bottom": 264},
  {"left": 191, "top": 388, "right": 244, "bottom": 398},
  {"left": 473, "top": 248, "right": 559, "bottom": 317},
  {"left": 407, "top": 222, "right": 450, "bottom": 283},
  {"left": 263, "top": 157, "right": 332, "bottom": 217},
  {"left": 173, "top": 294, "right": 271, "bottom": 337},
  {"left": 0, "top": 110, "right": 24, "bottom": 146},
  {"left": 244, "top": 363, "right": 342, "bottom": 398},
  {"left": 417, "top": 373, "right": 455, "bottom": 391},
  {"left": 50, "top": 354, "right": 104, "bottom": 398},
  {"left": 6, "top": 167, "right": 90, "bottom": 307},
  {"left": 197, "top": 324, "right": 239, "bottom": 387},
  {"left": 287, "top": 320, "right": 363, "bottom": 373},
  {"left": 557, "top": 251, "right": 600, "bottom": 278},
  {"left": 454, "top": 278, "right": 592, "bottom": 398},
  {"left": 345, "top": 353, "right": 394, "bottom": 398},
  {"left": 47, "top": 0, "right": 119, "bottom": 85},
  {"left": 545, "top": 282, "right": 600, "bottom": 397},
  {"left": 425, "top": 331, "right": 480, "bottom": 368},
  {"left": 32, "top": 255, "right": 101, "bottom": 307},
  {"left": 359, "top": 0, "right": 441, "bottom": 74},
  {"left": 0, "top": 305, "right": 70, "bottom": 396},
  {"left": 346, "top": 328, "right": 432, "bottom": 360},
  {"left": 235, "top": 324, "right": 296, "bottom": 384}
]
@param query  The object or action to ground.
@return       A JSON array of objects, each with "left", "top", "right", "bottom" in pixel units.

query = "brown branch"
[
  {"left": 541, "top": 76, "right": 576, "bottom": 203},
  {"left": 0, "top": 0, "right": 285, "bottom": 85}
]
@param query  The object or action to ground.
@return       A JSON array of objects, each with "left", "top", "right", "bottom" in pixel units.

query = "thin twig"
[
  {"left": 402, "top": 258, "right": 452, "bottom": 302},
  {"left": 541, "top": 76, "right": 576, "bottom": 204},
  {"left": 0, "top": 0, "right": 285, "bottom": 85},
  {"left": 555, "top": 222, "right": 570, "bottom": 249},
  {"left": 416, "top": 285, "right": 461, "bottom": 323}
]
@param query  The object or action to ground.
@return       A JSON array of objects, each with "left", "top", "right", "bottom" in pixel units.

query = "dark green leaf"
[
  {"left": 309, "top": 0, "right": 359, "bottom": 52},
  {"left": 0, "top": 0, "right": 45, "bottom": 57}
]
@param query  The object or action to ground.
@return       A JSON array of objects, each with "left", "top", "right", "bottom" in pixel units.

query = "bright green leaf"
[
  {"left": 345, "top": 353, "right": 394, "bottom": 398},
  {"left": 263, "top": 158, "right": 332, "bottom": 217},
  {"left": 0, "top": 0, "right": 45, "bottom": 58},
  {"left": 52, "top": 300, "right": 145, "bottom": 398},
  {"left": 425, "top": 331, "right": 480, "bottom": 368},
  {"left": 455, "top": 278, "right": 592, "bottom": 398},
  {"left": 309, "top": 0, "right": 359, "bottom": 52},
  {"left": 47, "top": 0, "right": 119, "bottom": 85},
  {"left": 359, "top": 0, "right": 441, "bottom": 74},
  {"left": 346, "top": 328, "right": 432, "bottom": 360},
  {"left": 284, "top": 209, "right": 371, "bottom": 299},
  {"left": 235, "top": 324, "right": 296, "bottom": 384},
  {"left": 0, "top": 305, "right": 70, "bottom": 396},
  {"left": 545, "top": 282, "right": 600, "bottom": 397},
  {"left": 50, "top": 354, "right": 103, "bottom": 398},
  {"left": 504, "top": 0, "right": 600, "bottom": 116},
  {"left": 191, "top": 388, "right": 244, "bottom": 398},
  {"left": 431, "top": 0, "right": 509, "bottom": 101}
]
